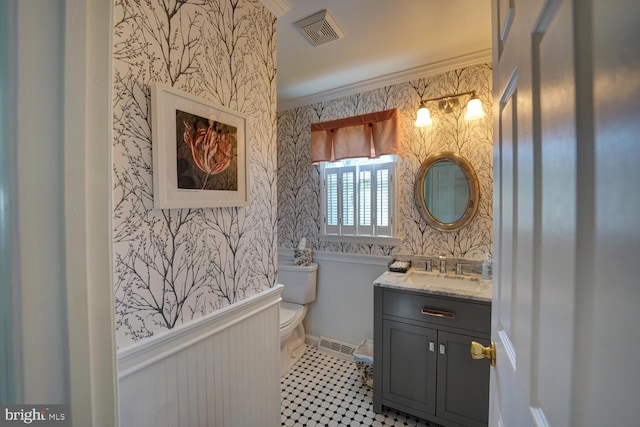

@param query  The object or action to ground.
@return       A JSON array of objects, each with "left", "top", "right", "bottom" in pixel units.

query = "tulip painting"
[
  {"left": 176, "top": 110, "right": 237, "bottom": 191},
  {"left": 151, "top": 84, "right": 247, "bottom": 208}
]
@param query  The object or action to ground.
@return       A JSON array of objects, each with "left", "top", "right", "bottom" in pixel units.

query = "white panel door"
[
  {"left": 490, "top": 1, "right": 640, "bottom": 426},
  {"left": 493, "top": 0, "right": 548, "bottom": 424}
]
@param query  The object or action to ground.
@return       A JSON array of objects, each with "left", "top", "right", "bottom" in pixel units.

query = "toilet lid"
[{"left": 280, "top": 306, "right": 298, "bottom": 329}]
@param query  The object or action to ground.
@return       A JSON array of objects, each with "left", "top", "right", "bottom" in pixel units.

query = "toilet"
[{"left": 278, "top": 261, "right": 318, "bottom": 375}]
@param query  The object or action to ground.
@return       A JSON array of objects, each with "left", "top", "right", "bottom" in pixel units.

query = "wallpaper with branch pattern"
[
  {"left": 112, "top": 0, "right": 277, "bottom": 348},
  {"left": 277, "top": 64, "right": 493, "bottom": 260}
]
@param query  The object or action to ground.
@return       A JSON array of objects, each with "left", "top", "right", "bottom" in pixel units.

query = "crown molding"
[
  {"left": 259, "top": 0, "right": 291, "bottom": 18},
  {"left": 277, "top": 49, "right": 492, "bottom": 112}
]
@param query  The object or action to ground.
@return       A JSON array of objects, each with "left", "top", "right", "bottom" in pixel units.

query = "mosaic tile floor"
[{"left": 281, "top": 345, "right": 438, "bottom": 427}]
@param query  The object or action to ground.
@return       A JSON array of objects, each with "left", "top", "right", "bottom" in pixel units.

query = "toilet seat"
[
  {"left": 280, "top": 305, "right": 298, "bottom": 329},
  {"left": 279, "top": 302, "right": 307, "bottom": 339}
]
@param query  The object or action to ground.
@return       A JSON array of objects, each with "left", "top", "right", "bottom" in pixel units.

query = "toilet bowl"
[{"left": 278, "top": 261, "right": 318, "bottom": 376}]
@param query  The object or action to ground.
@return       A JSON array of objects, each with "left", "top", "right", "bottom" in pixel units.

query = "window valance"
[{"left": 310, "top": 108, "right": 400, "bottom": 163}]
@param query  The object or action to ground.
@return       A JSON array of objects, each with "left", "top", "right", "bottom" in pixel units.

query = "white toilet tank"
[{"left": 278, "top": 261, "right": 318, "bottom": 304}]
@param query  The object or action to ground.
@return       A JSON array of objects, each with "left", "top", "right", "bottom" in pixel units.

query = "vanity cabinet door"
[
  {"left": 436, "top": 331, "right": 490, "bottom": 427},
  {"left": 382, "top": 319, "right": 437, "bottom": 417}
]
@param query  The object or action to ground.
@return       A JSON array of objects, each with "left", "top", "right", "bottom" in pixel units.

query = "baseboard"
[{"left": 305, "top": 334, "right": 319, "bottom": 347}]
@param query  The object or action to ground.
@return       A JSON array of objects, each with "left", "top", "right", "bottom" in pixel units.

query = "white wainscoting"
[
  {"left": 279, "top": 249, "right": 391, "bottom": 345},
  {"left": 117, "top": 286, "right": 282, "bottom": 427}
]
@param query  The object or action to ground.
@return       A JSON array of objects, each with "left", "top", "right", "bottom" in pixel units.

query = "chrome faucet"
[{"left": 439, "top": 256, "right": 446, "bottom": 274}]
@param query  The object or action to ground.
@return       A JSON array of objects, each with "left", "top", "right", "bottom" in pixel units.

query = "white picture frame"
[{"left": 151, "top": 81, "right": 249, "bottom": 209}]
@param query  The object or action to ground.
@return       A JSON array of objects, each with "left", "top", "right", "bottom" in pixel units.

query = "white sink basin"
[
  {"left": 401, "top": 270, "right": 487, "bottom": 298},
  {"left": 404, "top": 269, "right": 478, "bottom": 286}
]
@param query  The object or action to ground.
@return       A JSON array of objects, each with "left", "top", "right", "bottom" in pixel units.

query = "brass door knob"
[{"left": 470, "top": 341, "right": 496, "bottom": 366}]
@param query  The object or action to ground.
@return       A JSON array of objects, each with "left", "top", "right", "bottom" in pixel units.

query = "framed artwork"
[{"left": 151, "top": 81, "right": 249, "bottom": 209}]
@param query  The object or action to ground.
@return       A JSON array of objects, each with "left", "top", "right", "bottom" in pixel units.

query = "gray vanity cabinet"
[
  {"left": 381, "top": 319, "right": 437, "bottom": 415},
  {"left": 436, "top": 330, "right": 491, "bottom": 426},
  {"left": 373, "top": 286, "right": 491, "bottom": 427}
]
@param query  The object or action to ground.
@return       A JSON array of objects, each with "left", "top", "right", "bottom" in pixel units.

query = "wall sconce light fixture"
[{"left": 414, "top": 91, "right": 484, "bottom": 127}]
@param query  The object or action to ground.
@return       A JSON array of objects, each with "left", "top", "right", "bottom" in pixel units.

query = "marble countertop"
[{"left": 374, "top": 268, "right": 492, "bottom": 303}]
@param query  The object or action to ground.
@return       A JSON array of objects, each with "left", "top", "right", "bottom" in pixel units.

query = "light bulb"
[
  {"left": 415, "top": 104, "right": 432, "bottom": 127},
  {"left": 465, "top": 96, "right": 484, "bottom": 121}
]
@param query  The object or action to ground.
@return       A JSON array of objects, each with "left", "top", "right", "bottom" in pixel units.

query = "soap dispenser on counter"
[{"left": 482, "top": 253, "right": 493, "bottom": 280}]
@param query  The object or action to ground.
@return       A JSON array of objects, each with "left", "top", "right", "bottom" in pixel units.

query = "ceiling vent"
[{"left": 294, "top": 9, "right": 345, "bottom": 47}]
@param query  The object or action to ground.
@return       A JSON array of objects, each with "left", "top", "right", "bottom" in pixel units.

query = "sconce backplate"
[{"left": 438, "top": 97, "right": 460, "bottom": 113}]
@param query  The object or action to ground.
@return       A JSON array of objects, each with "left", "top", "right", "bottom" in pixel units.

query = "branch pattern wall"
[
  {"left": 113, "top": 0, "right": 277, "bottom": 348},
  {"left": 277, "top": 65, "right": 493, "bottom": 259}
]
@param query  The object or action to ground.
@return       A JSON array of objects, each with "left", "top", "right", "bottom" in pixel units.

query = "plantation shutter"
[
  {"left": 374, "top": 164, "right": 393, "bottom": 236},
  {"left": 358, "top": 165, "right": 374, "bottom": 235},
  {"left": 322, "top": 158, "right": 396, "bottom": 238},
  {"left": 341, "top": 167, "right": 356, "bottom": 235},
  {"left": 324, "top": 169, "right": 339, "bottom": 234}
]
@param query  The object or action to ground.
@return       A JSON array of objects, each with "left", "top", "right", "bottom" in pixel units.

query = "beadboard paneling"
[{"left": 118, "top": 286, "right": 282, "bottom": 427}]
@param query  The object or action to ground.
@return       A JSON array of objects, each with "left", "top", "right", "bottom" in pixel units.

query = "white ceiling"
[{"left": 276, "top": 0, "right": 492, "bottom": 111}]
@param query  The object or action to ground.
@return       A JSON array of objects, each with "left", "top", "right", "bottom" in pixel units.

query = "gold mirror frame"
[{"left": 413, "top": 151, "right": 480, "bottom": 232}]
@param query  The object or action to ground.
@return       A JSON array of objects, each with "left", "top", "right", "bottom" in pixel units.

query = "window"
[{"left": 321, "top": 155, "right": 397, "bottom": 239}]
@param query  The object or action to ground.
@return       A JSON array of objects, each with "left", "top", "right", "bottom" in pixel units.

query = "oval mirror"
[{"left": 414, "top": 152, "right": 480, "bottom": 232}]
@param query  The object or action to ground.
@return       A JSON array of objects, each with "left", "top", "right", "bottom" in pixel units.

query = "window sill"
[{"left": 319, "top": 234, "right": 401, "bottom": 246}]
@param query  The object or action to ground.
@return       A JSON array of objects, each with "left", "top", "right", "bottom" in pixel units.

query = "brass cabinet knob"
[{"left": 470, "top": 341, "right": 496, "bottom": 366}]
